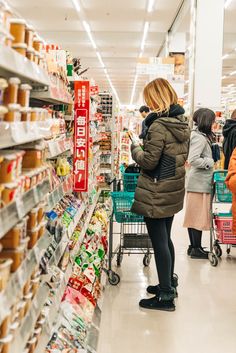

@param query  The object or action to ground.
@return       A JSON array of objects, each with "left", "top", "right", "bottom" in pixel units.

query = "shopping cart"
[
  {"left": 209, "top": 170, "right": 235, "bottom": 266},
  {"left": 105, "top": 180, "right": 153, "bottom": 286}
]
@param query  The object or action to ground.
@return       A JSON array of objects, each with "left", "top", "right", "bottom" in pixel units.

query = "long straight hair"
[{"left": 143, "top": 78, "right": 178, "bottom": 113}]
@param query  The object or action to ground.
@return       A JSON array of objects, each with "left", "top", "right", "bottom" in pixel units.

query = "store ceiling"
[
  {"left": 8, "top": 0, "right": 236, "bottom": 105},
  {"left": 8, "top": 0, "right": 182, "bottom": 105}
]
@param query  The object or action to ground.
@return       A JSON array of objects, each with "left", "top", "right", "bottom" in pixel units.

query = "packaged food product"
[
  {"left": 33, "top": 38, "right": 43, "bottom": 52},
  {"left": 2, "top": 4, "right": 12, "bottom": 32},
  {"left": 34, "top": 52, "right": 39, "bottom": 65},
  {"left": 38, "top": 220, "right": 46, "bottom": 238},
  {"left": 25, "top": 25, "right": 34, "bottom": 47},
  {"left": 9, "top": 320, "right": 20, "bottom": 336},
  {"left": 26, "top": 336, "right": 37, "bottom": 353},
  {"left": 30, "top": 108, "right": 40, "bottom": 121},
  {"left": 15, "top": 150, "right": 25, "bottom": 177},
  {"left": 26, "top": 47, "right": 35, "bottom": 62},
  {"left": 17, "top": 300, "right": 27, "bottom": 320},
  {"left": 3, "top": 77, "right": 20, "bottom": 105},
  {"left": 22, "top": 150, "right": 44, "bottom": 169},
  {"left": 0, "top": 78, "right": 8, "bottom": 105},
  {"left": 23, "top": 279, "right": 31, "bottom": 296},
  {"left": 9, "top": 18, "right": 26, "bottom": 44},
  {"left": 0, "top": 334, "right": 13, "bottom": 353},
  {"left": 0, "top": 259, "right": 13, "bottom": 291},
  {"left": 18, "top": 84, "right": 32, "bottom": 107},
  {"left": 4, "top": 103, "right": 21, "bottom": 122},
  {"left": 1, "top": 182, "right": 19, "bottom": 205},
  {"left": 21, "top": 107, "right": 31, "bottom": 122},
  {"left": 0, "top": 239, "right": 28, "bottom": 272},
  {"left": 27, "top": 225, "right": 39, "bottom": 249},
  {"left": 27, "top": 207, "right": 39, "bottom": 230},
  {"left": 0, "top": 313, "right": 11, "bottom": 338},
  {"left": 0, "top": 151, "right": 17, "bottom": 183},
  {"left": 4, "top": 33, "right": 14, "bottom": 47},
  {"left": 12, "top": 43, "right": 27, "bottom": 56},
  {"left": 31, "top": 276, "right": 40, "bottom": 296},
  {"left": 37, "top": 202, "right": 46, "bottom": 223},
  {"left": 1, "top": 223, "right": 25, "bottom": 249}
]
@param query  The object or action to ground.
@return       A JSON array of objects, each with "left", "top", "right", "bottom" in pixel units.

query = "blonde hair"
[{"left": 143, "top": 78, "right": 178, "bottom": 113}]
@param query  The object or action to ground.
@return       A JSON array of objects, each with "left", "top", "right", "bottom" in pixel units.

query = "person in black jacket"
[
  {"left": 223, "top": 110, "right": 236, "bottom": 169},
  {"left": 139, "top": 105, "right": 150, "bottom": 139}
]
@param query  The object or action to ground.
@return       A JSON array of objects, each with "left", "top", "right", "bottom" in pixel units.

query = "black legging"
[
  {"left": 144, "top": 216, "right": 174, "bottom": 293},
  {"left": 188, "top": 228, "right": 202, "bottom": 248}
]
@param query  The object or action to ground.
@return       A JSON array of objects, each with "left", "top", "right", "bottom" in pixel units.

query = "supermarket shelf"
[
  {"left": 71, "top": 191, "right": 101, "bottom": 257},
  {"left": 0, "top": 230, "right": 52, "bottom": 323},
  {"left": 0, "top": 179, "right": 50, "bottom": 239},
  {"left": 67, "top": 203, "right": 86, "bottom": 238},
  {"left": 0, "top": 120, "right": 53, "bottom": 149},
  {"left": 46, "top": 137, "right": 73, "bottom": 159},
  {"left": 10, "top": 282, "right": 50, "bottom": 353},
  {"left": 31, "top": 86, "right": 73, "bottom": 105},
  {"left": 47, "top": 175, "right": 73, "bottom": 211},
  {"left": 34, "top": 262, "right": 73, "bottom": 353},
  {"left": 0, "top": 45, "right": 49, "bottom": 86}
]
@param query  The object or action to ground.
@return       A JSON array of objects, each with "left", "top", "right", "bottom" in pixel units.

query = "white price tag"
[{"left": 15, "top": 198, "right": 25, "bottom": 219}]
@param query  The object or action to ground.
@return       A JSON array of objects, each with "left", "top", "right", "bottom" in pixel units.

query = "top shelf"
[{"left": 0, "top": 45, "right": 50, "bottom": 86}]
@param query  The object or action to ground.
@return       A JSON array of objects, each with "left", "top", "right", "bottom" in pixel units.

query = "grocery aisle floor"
[{"left": 97, "top": 210, "right": 236, "bottom": 353}]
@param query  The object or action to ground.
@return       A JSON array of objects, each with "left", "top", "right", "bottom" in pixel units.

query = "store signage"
[
  {"left": 73, "top": 81, "right": 90, "bottom": 192},
  {"left": 90, "top": 85, "right": 99, "bottom": 95}
]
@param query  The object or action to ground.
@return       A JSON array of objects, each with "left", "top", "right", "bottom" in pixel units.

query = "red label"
[
  {"left": 90, "top": 85, "right": 99, "bottom": 95},
  {"left": 95, "top": 112, "right": 103, "bottom": 122},
  {"left": 73, "top": 81, "right": 90, "bottom": 192}
]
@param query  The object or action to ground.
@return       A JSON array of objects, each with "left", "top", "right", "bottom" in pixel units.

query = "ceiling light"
[
  {"left": 139, "top": 52, "right": 143, "bottom": 58},
  {"left": 130, "top": 74, "right": 138, "bottom": 105},
  {"left": 228, "top": 83, "right": 234, "bottom": 87},
  {"left": 147, "top": 0, "right": 155, "bottom": 12},
  {"left": 225, "top": 0, "right": 233, "bottom": 8},
  {"left": 222, "top": 54, "right": 229, "bottom": 60},
  {"left": 222, "top": 76, "right": 227, "bottom": 79},
  {"left": 71, "top": 0, "right": 80, "bottom": 12},
  {"left": 103, "top": 68, "right": 107, "bottom": 74},
  {"left": 96, "top": 51, "right": 105, "bottom": 68},
  {"left": 230, "top": 71, "right": 236, "bottom": 76},
  {"left": 83, "top": 21, "right": 97, "bottom": 49},
  {"left": 141, "top": 22, "right": 149, "bottom": 51}
]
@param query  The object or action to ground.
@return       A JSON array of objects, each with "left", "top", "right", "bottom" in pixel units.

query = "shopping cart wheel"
[
  {"left": 209, "top": 253, "right": 218, "bottom": 267},
  {"left": 214, "top": 244, "right": 222, "bottom": 257},
  {"left": 143, "top": 254, "right": 151, "bottom": 267},
  {"left": 108, "top": 271, "right": 120, "bottom": 286}
]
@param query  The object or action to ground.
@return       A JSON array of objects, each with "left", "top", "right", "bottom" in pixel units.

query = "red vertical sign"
[{"left": 73, "top": 81, "right": 90, "bottom": 192}]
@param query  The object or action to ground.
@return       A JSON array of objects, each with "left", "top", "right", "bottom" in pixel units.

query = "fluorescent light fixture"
[
  {"left": 96, "top": 51, "right": 105, "bottom": 67},
  {"left": 222, "top": 76, "right": 227, "bottom": 79},
  {"left": 225, "top": 0, "right": 233, "bottom": 8},
  {"left": 147, "top": 0, "right": 155, "bottom": 12},
  {"left": 130, "top": 74, "right": 138, "bottom": 105},
  {"left": 228, "top": 83, "right": 234, "bottom": 87},
  {"left": 104, "top": 68, "right": 107, "bottom": 74},
  {"left": 141, "top": 22, "right": 149, "bottom": 51},
  {"left": 230, "top": 71, "right": 236, "bottom": 76},
  {"left": 71, "top": 0, "right": 80, "bottom": 12},
  {"left": 139, "top": 51, "right": 143, "bottom": 58},
  {"left": 222, "top": 54, "right": 229, "bottom": 60},
  {"left": 83, "top": 21, "right": 97, "bottom": 49}
]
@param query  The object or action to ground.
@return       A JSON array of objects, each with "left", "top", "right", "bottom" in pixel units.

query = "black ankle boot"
[
  {"left": 190, "top": 247, "right": 209, "bottom": 259},
  {"left": 187, "top": 245, "right": 193, "bottom": 256},
  {"left": 147, "top": 274, "right": 178, "bottom": 297},
  {"left": 140, "top": 291, "right": 176, "bottom": 311}
]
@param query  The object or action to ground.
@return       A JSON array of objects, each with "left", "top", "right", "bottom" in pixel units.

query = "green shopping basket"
[
  {"left": 214, "top": 171, "right": 232, "bottom": 203},
  {"left": 122, "top": 173, "right": 140, "bottom": 192},
  {"left": 111, "top": 192, "right": 143, "bottom": 223}
]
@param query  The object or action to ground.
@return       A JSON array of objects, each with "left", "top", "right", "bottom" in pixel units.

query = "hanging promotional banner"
[{"left": 73, "top": 81, "right": 90, "bottom": 192}]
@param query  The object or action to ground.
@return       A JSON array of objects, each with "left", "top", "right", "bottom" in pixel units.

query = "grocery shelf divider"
[
  {"left": 31, "top": 86, "right": 73, "bottom": 105},
  {"left": 0, "top": 179, "right": 50, "bottom": 239},
  {"left": 0, "top": 230, "right": 51, "bottom": 323},
  {"left": 0, "top": 45, "right": 49, "bottom": 86}
]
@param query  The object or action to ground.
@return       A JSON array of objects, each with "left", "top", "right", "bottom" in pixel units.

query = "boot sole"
[
  {"left": 147, "top": 289, "right": 178, "bottom": 298},
  {"left": 139, "top": 304, "right": 176, "bottom": 312}
]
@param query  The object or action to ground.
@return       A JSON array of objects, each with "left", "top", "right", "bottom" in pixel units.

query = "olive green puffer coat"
[{"left": 131, "top": 108, "right": 190, "bottom": 219}]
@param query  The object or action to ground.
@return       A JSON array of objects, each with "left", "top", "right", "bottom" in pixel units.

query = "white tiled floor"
[{"left": 97, "top": 211, "right": 236, "bottom": 353}]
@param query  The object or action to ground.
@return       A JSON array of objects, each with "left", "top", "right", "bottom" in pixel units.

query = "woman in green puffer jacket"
[{"left": 131, "top": 78, "right": 190, "bottom": 312}]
